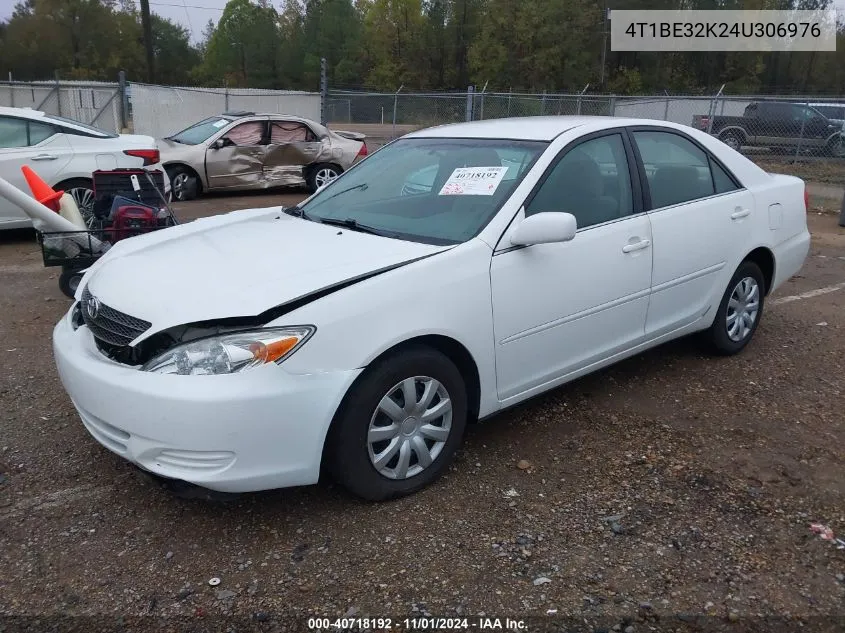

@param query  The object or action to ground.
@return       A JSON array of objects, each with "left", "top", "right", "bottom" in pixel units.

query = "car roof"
[
  {"left": 0, "top": 106, "right": 112, "bottom": 135},
  {"left": 0, "top": 106, "right": 48, "bottom": 120},
  {"left": 404, "top": 116, "right": 693, "bottom": 141}
]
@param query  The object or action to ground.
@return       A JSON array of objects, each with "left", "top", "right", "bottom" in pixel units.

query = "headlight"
[{"left": 141, "top": 326, "right": 314, "bottom": 375}]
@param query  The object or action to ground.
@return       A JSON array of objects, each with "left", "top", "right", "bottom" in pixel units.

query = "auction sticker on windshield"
[
  {"left": 439, "top": 166, "right": 508, "bottom": 196},
  {"left": 212, "top": 119, "right": 229, "bottom": 128}
]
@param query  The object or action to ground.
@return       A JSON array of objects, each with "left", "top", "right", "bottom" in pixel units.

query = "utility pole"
[
  {"left": 140, "top": 0, "right": 155, "bottom": 82},
  {"left": 600, "top": 5, "right": 610, "bottom": 90}
]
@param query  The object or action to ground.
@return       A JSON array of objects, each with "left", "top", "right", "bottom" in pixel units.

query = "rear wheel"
[
  {"left": 705, "top": 260, "right": 765, "bottom": 355},
  {"left": 306, "top": 163, "right": 341, "bottom": 193},
  {"left": 55, "top": 178, "right": 95, "bottom": 228},
  {"left": 827, "top": 135, "right": 845, "bottom": 158},
  {"left": 326, "top": 346, "right": 468, "bottom": 501},
  {"left": 165, "top": 166, "right": 199, "bottom": 201},
  {"left": 719, "top": 131, "right": 743, "bottom": 152}
]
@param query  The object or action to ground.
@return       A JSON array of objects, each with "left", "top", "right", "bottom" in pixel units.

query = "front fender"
[{"left": 273, "top": 239, "right": 501, "bottom": 417}]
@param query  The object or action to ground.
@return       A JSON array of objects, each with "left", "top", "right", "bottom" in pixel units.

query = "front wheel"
[
  {"left": 705, "top": 260, "right": 765, "bottom": 355},
  {"left": 58, "top": 268, "right": 85, "bottom": 299},
  {"left": 326, "top": 346, "right": 468, "bottom": 501},
  {"left": 166, "top": 166, "right": 199, "bottom": 201},
  {"left": 306, "top": 164, "right": 341, "bottom": 193}
]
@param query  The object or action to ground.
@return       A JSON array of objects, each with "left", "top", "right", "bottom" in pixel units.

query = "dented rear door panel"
[{"left": 263, "top": 121, "right": 333, "bottom": 187}]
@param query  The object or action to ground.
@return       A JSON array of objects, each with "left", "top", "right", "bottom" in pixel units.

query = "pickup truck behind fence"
[{"left": 693, "top": 101, "right": 845, "bottom": 157}]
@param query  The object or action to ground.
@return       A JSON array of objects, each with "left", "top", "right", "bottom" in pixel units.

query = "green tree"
[{"left": 202, "top": 0, "right": 281, "bottom": 87}]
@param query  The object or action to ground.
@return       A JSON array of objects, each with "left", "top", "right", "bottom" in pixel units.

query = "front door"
[
  {"left": 491, "top": 132, "right": 653, "bottom": 402},
  {"left": 205, "top": 119, "right": 267, "bottom": 189}
]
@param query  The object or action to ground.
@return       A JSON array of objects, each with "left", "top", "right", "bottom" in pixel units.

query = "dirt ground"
[{"left": 1, "top": 189, "right": 845, "bottom": 633}]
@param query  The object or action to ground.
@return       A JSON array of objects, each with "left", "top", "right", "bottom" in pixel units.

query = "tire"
[
  {"left": 827, "top": 136, "right": 845, "bottom": 158},
  {"left": 58, "top": 268, "right": 84, "bottom": 299},
  {"left": 165, "top": 166, "right": 199, "bottom": 201},
  {"left": 719, "top": 131, "right": 743, "bottom": 152},
  {"left": 326, "top": 346, "right": 468, "bottom": 501},
  {"left": 306, "top": 163, "right": 342, "bottom": 193},
  {"left": 705, "top": 260, "right": 766, "bottom": 356},
  {"left": 55, "top": 178, "right": 95, "bottom": 228}
]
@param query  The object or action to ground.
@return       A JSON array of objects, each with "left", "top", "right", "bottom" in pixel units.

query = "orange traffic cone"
[{"left": 21, "top": 165, "right": 63, "bottom": 212}]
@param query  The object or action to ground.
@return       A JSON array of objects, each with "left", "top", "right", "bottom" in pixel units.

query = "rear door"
[
  {"left": 0, "top": 115, "right": 74, "bottom": 227},
  {"left": 630, "top": 127, "right": 754, "bottom": 336},
  {"left": 204, "top": 118, "right": 268, "bottom": 189},
  {"left": 263, "top": 119, "right": 327, "bottom": 187}
]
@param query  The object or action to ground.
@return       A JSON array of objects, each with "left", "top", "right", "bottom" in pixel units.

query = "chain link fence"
[
  {"left": 0, "top": 80, "right": 123, "bottom": 133},
  {"left": 328, "top": 89, "right": 845, "bottom": 164},
  {"left": 128, "top": 84, "right": 321, "bottom": 139}
]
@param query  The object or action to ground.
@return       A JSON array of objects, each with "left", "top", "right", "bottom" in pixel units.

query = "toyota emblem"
[{"left": 86, "top": 295, "right": 100, "bottom": 320}]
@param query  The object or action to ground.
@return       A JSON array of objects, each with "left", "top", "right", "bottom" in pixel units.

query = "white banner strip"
[{"left": 610, "top": 10, "right": 837, "bottom": 52}]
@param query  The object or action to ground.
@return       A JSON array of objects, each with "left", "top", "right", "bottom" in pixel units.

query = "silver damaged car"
[{"left": 159, "top": 111, "right": 368, "bottom": 200}]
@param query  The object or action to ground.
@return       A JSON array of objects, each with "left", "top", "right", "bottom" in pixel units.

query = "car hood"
[{"left": 81, "top": 208, "right": 450, "bottom": 338}]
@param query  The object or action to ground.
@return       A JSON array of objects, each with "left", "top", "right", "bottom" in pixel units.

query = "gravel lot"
[{"left": 1, "top": 188, "right": 844, "bottom": 632}]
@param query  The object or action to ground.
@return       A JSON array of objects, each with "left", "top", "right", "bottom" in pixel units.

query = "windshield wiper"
[
  {"left": 319, "top": 182, "right": 368, "bottom": 202},
  {"left": 317, "top": 217, "right": 397, "bottom": 238},
  {"left": 282, "top": 204, "right": 310, "bottom": 220}
]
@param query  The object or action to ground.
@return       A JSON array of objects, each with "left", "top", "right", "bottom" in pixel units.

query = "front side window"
[
  {"left": 224, "top": 121, "right": 265, "bottom": 146},
  {"left": 634, "top": 131, "right": 717, "bottom": 208},
  {"left": 299, "top": 138, "right": 547, "bottom": 245},
  {"left": 526, "top": 133, "right": 633, "bottom": 230}
]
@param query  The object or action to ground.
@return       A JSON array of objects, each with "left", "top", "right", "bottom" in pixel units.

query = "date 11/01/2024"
[{"left": 307, "top": 617, "right": 527, "bottom": 630}]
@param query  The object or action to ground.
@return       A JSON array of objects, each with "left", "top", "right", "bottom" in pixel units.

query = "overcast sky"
[{"left": 0, "top": 0, "right": 844, "bottom": 45}]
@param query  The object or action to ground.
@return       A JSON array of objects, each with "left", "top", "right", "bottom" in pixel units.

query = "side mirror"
[
  {"left": 211, "top": 138, "right": 230, "bottom": 150},
  {"left": 509, "top": 212, "right": 577, "bottom": 247}
]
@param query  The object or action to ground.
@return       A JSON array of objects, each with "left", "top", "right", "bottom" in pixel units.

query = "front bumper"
[{"left": 52, "top": 314, "right": 361, "bottom": 493}]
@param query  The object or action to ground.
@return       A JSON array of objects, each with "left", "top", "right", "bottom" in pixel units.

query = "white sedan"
[
  {"left": 51, "top": 116, "right": 810, "bottom": 501},
  {"left": 0, "top": 106, "right": 170, "bottom": 230}
]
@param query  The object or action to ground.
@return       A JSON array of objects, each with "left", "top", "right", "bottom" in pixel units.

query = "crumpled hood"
[{"left": 81, "top": 208, "right": 449, "bottom": 338}]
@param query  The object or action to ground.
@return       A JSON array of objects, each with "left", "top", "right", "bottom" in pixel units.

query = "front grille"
[{"left": 81, "top": 286, "right": 151, "bottom": 347}]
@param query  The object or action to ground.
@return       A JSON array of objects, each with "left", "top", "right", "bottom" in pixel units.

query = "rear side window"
[
  {"left": 634, "top": 130, "right": 738, "bottom": 208},
  {"left": 0, "top": 116, "right": 57, "bottom": 148},
  {"left": 710, "top": 157, "right": 739, "bottom": 194},
  {"left": 28, "top": 120, "right": 56, "bottom": 145},
  {"left": 270, "top": 122, "right": 313, "bottom": 143}
]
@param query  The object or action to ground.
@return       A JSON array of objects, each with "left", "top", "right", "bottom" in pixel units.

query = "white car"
[
  {"left": 51, "top": 116, "right": 811, "bottom": 501},
  {"left": 0, "top": 106, "right": 170, "bottom": 230}
]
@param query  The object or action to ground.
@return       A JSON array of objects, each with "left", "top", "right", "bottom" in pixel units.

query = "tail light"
[
  {"left": 698, "top": 116, "right": 710, "bottom": 130},
  {"left": 356, "top": 142, "right": 368, "bottom": 158},
  {"left": 123, "top": 149, "right": 160, "bottom": 166}
]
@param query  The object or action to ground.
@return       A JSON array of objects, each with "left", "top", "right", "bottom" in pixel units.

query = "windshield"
[
  {"left": 46, "top": 114, "right": 117, "bottom": 137},
  {"left": 812, "top": 105, "right": 845, "bottom": 120},
  {"left": 300, "top": 138, "right": 547, "bottom": 245},
  {"left": 168, "top": 117, "right": 233, "bottom": 144}
]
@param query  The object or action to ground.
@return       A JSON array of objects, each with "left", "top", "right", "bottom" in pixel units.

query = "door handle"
[
  {"left": 31, "top": 154, "right": 57, "bottom": 161},
  {"left": 731, "top": 207, "right": 751, "bottom": 220},
  {"left": 622, "top": 239, "right": 651, "bottom": 253}
]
